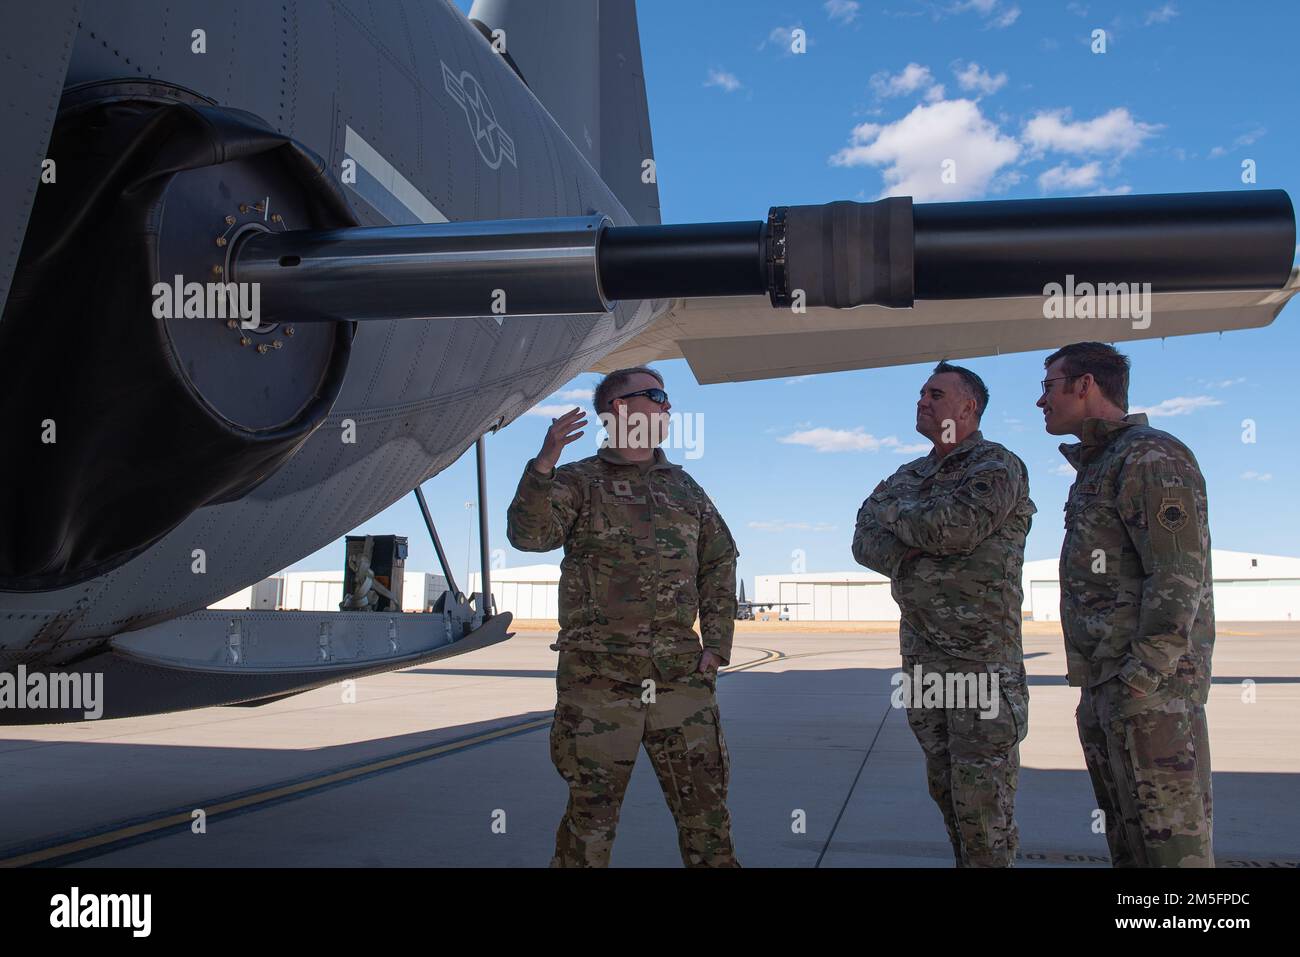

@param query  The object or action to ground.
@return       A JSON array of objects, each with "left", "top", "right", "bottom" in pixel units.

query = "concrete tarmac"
[{"left": 0, "top": 623, "right": 1296, "bottom": 867}]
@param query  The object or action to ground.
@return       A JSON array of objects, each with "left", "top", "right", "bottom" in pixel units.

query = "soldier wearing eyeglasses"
[
  {"left": 1038, "top": 341, "right": 1215, "bottom": 868},
  {"left": 506, "top": 365, "right": 740, "bottom": 867}
]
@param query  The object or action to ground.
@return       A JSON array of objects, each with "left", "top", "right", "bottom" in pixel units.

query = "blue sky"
[{"left": 291, "top": 0, "right": 1300, "bottom": 594}]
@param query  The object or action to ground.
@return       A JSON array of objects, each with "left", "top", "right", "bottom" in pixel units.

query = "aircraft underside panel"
[
  {"left": 0, "top": 610, "right": 514, "bottom": 725},
  {"left": 0, "top": 1, "right": 669, "bottom": 662},
  {"left": 0, "top": 0, "right": 80, "bottom": 325}
]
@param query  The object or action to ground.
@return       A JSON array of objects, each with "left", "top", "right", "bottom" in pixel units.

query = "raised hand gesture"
[{"left": 533, "top": 407, "right": 588, "bottom": 474}]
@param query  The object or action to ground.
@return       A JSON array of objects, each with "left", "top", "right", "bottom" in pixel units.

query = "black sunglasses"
[{"left": 615, "top": 388, "right": 669, "bottom": 405}]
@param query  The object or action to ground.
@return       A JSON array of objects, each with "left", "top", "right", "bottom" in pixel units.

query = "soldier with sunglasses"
[{"left": 507, "top": 365, "right": 740, "bottom": 867}]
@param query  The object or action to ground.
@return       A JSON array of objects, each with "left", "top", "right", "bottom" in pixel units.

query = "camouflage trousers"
[
  {"left": 549, "top": 649, "right": 739, "bottom": 868},
  {"left": 902, "top": 655, "right": 1029, "bottom": 867},
  {"left": 1076, "top": 677, "right": 1214, "bottom": 867}
]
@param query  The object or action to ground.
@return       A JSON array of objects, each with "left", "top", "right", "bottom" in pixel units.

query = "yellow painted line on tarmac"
[
  {"left": 3, "top": 642, "right": 854, "bottom": 867},
  {"left": 723, "top": 646, "right": 784, "bottom": 673},
  {"left": 0, "top": 715, "right": 551, "bottom": 868}
]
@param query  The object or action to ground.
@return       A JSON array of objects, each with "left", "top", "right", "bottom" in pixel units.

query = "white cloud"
[
  {"left": 705, "top": 68, "right": 742, "bottom": 93},
  {"left": 761, "top": 26, "right": 791, "bottom": 50},
  {"left": 1023, "top": 108, "right": 1160, "bottom": 158},
  {"left": 824, "top": 0, "right": 860, "bottom": 24},
  {"left": 748, "top": 520, "right": 839, "bottom": 532},
  {"left": 553, "top": 388, "right": 593, "bottom": 401},
  {"left": 1051, "top": 463, "right": 1076, "bottom": 476},
  {"left": 1241, "top": 470, "right": 1273, "bottom": 482},
  {"left": 830, "top": 98, "right": 1021, "bottom": 201},
  {"left": 991, "top": 5, "right": 1020, "bottom": 28},
  {"left": 940, "top": 1, "right": 1020, "bottom": 28},
  {"left": 992, "top": 169, "right": 1025, "bottom": 193},
  {"left": 1145, "top": 3, "right": 1179, "bottom": 25},
  {"left": 954, "top": 61, "right": 1008, "bottom": 96},
  {"left": 760, "top": 25, "right": 809, "bottom": 54},
  {"left": 1198, "top": 376, "right": 1246, "bottom": 389},
  {"left": 870, "top": 63, "right": 938, "bottom": 98},
  {"left": 1208, "top": 127, "right": 1265, "bottom": 159},
  {"left": 836, "top": 70, "right": 1156, "bottom": 201},
  {"left": 1131, "top": 395, "right": 1223, "bottom": 418},
  {"left": 778, "top": 427, "right": 929, "bottom": 454},
  {"left": 525, "top": 403, "right": 588, "bottom": 418},
  {"left": 1038, "top": 161, "right": 1102, "bottom": 192}
]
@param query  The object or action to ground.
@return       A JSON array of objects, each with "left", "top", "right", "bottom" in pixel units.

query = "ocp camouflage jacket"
[
  {"left": 1057, "top": 413, "right": 1214, "bottom": 701},
  {"left": 506, "top": 446, "right": 739, "bottom": 663},
  {"left": 852, "top": 431, "right": 1036, "bottom": 663}
]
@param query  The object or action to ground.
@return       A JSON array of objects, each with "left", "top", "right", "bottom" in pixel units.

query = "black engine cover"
[{"left": 0, "top": 82, "right": 356, "bottom": 590}]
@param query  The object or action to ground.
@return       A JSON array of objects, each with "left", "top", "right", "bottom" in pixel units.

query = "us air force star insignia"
[
  {"left": 1157, "top": 497, "right": 1189, "bottom": 533},
  {"left": 612, "top": 479, "right": 633, "bottom": 497}
]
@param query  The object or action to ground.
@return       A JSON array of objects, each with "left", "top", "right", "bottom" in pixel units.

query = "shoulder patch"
[
  {"left": 1156, "top": 496, "right": 1189, "bottom": 533},
  {"left": 1145, "top": 485, "right": 1198, "bottom": 562}
]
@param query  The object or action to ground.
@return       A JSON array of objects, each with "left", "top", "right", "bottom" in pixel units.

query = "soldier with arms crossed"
[
  {"left": 1038, "top": 341, "right": 1214, "bottom": 867},
  {"left": 506, "top": 366, "right": 740, "bottom": 867},
  {"left": 853, "top": 361, "right": 1036, "bottom": 867}
]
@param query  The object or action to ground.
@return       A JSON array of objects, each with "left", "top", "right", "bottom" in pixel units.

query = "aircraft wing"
[{"left": 592, "top": 268, "right": 1300, "bottom": 384}]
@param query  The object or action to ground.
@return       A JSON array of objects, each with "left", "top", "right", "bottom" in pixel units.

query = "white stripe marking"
[{"left": 344, "top": 125, "right": 449, "bottom": 224}]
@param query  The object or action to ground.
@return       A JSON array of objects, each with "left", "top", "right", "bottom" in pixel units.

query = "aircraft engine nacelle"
[{"left": 0, "top": 82, "right": 355, "bottom": 591}]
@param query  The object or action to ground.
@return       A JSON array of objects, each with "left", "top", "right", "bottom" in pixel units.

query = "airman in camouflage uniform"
[
  {"left": 853, "top": 362, "right": 1034, "bottom": 867},
  {"left": 1040, "top": 342, "right": 1214, "bottom": 868},
  {"left": 506, "top": 367, "right": 740, "bottom": 867}
]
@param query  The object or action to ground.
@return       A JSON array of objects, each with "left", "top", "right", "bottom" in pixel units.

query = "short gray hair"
[
  {"left": 593, "top": 366, "right": 664, "bottom": 414},
  {"left": 933, "top": 360, "right": 989, "bottom": 419}
]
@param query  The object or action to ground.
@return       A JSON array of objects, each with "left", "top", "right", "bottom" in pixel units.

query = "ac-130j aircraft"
[{"left": 0, "top": 0, "right": 1295, "bottom": 723}]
